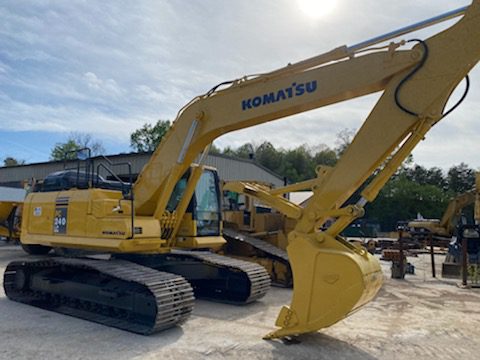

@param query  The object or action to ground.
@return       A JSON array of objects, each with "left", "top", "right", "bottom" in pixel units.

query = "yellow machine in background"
[
  {"left": 0, "top": 201, "right": 22, "bottom": 241},
  {"left": 223, "top": 181, "right": 284, "bottom": 237},
  {"left": 408, "top": 174, "right": 480, "bottom": 245},
  {"left": 4, "top": 1, "right": 480, "bottom": 339},
  {"left": 442, "top": 176, "right": 480, "bottom": 278},
  {"left": 0, "top": 186, "right": 26, "bottom": 242},
  {"left": 222, "top": 180, "right": 298, "bottom": 247},
  {"left": 222, "top": 181, "right": 294, "bottom": 287}
]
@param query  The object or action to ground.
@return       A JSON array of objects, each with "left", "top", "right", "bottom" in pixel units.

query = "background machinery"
[
  {"left": 0, "top": 187, "right": 25, "bottom": 242},
  {"left": 4, "top": 1, "right": 480, "bottom": 339},
  {"left": 408, "top": 176, "right": 479, "bottom": 246},
  {"left": 222, "top": 181, "right": 293, "bottom": 287},
  {"left": 0, "top": 201, "right": 21, "bottom": 242},
  {"left": 442, "top": 224, "right": 480, "bottom": 279},
  {"left": 442, "top": 174, "right": 480, "bottom": 278}
]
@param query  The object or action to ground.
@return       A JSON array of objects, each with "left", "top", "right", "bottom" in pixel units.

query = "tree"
[
  {"left": 221, "top": 146, "right": 237, "bottom": 157},
  {"left": 313, "top": 147, "right": 337, "bottom": 167},
  {"left": 3, "top": 156, "right": 25, "bottom": 167},
  {"left": 366, "top": 175, "right": 450, "bottom": 231},
  {"left": 255, "top": 141, "right": 282, "bottom": 171},
  {"left": 335, "top": 128, "right": 356, "bottom": 156},
  {"left": 425, "top": 167, "right": 447, "bottom": 189},
  {"left": 280, "top": 145, "right": 316, "bottom": 182},
  {"left": 50, "top": 133, "right": 105, "bottom": 161},
  {"left": 401, "top": 165, "right": 447, "bottom": 189},
  {"left": 70, "top": 133, "right": 105, "bottom": 156},
  {"left": 217, "top": 141, "right": 339, "bottom": 182},
  {"left": 209, "top": 143, "right": 222, "bottom": 155},
  {"left": 50, "top": 139, "right": 82, "bottom": 161},
  {"left": 130, "top": 120, "right": 171, "bottom": 152},
  {"left": 447, "top": 163, "right": 476, "bottom": 193},
  {"left": 235, "top": 143, "right": 255, "bottom": 159}
]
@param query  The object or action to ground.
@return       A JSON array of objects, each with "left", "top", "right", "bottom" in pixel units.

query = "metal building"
[{"left": 0, "top": 152, "right": 284, "bottom": 189}]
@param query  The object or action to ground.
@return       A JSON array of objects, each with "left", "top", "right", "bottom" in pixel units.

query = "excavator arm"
[
  {"left": 440, "top": 190, "right": 477, "bottom": 233},
  {"left": 132, "top": 1, "right": 480, "bottom": 338}
]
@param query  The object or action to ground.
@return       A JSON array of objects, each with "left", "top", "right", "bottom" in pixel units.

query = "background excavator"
[
  {"left": 442, "top": 174, "right": 480, "bottom": 278},
  {"left": 408, "top": 174, "right": 479, "bottom": 246},
  {"left": 3, "top": 1, "right": 480, "bottom": 340},
  {"left": 222, "top": 181, "right": 294, "bottom": 287},
  {"left": 0, "top": 201, "right": 21, "bottom": 242},
  {"left": 0, "top": 187, "right": 25, "bottom": 242}
]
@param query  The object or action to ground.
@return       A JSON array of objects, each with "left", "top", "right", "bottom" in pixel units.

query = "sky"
[{"left": 0, "top": 0, "right": 479, "bottom": 170}]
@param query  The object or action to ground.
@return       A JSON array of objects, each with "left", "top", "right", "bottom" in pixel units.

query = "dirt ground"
[{"left": 0, "top": 242, "right": 479, "bottom": 360}]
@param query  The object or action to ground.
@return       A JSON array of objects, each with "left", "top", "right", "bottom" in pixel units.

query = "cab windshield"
[{"left": 194, "top": 171, "right": 220, "bottom": 236}]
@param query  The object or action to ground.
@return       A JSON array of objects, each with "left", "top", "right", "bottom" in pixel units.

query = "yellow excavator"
[
  {"left": 0, "top": 187, "right": 25, "bottom": 241},
  {"left": 222, "top": 181, "right": 294, "bottom": 287},
  {"left": 0, "top": 201, "right": 22, "bottom": 241},
  {"left": 442, "top": 176, "right": 480, "bottom": 278},
  {"left": 4, "top": 1, "right": 480, "bottom": 340},
  {"left": 408, "top": 174, "right": 479, "bottom": 245}
]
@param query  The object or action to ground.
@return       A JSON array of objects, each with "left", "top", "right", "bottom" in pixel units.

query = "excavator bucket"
[{"left": 264, "top": 234, "right": 382, "bottom": 339}]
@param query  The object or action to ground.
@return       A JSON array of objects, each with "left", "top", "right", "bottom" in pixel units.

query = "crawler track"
[
  {"left": 172, "top": 250, "right": 271, "bottom": 303},
  {"left": 119, "top": 250, "right": 271, "bottom": 304},
  {"left": 3, "top": 258, "right": 194, "bottom": 334},
  {"left": 223, "top": 228, "right": 292, "bottom": 287}
]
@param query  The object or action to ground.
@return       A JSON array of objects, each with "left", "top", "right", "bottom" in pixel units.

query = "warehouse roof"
[{"left": 0, "top": 152, "right": 285, "bottom": 188}]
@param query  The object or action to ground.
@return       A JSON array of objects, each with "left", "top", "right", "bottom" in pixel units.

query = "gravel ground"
[{"left": 0, "top": 242, "right": 479, "bottom": 360}]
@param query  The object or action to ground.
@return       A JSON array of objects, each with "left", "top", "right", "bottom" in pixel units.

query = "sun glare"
[{"left": 297, "top": 0, "right": 337, "bottom": 19}]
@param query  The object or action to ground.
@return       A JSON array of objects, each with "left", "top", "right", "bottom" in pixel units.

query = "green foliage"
[
  {"left": 366, "top": 162, "right": 477, "bottom": 230},
  {"left": 313, "top": 147, "right": 337, "bottom": 167},
  {"left": 447, "top": 162, "right": 476, "bottom": 193},
  {"left": 255, "top": 142, "right": 282, "bottom": 171},
  {"left": 401, "top": 165, "right": 447, "bottom": 188},
  {"left": 280, "top": 146, "right": 316, "bottom": 182},
  {"left": 50, "top": 139, "right": 82, "bottom": 161},
  {"left": 130, "top": 120, "right": 171, "bottom": 152},
  {"left": 209, "top": 143, "right": 222, "bottom": 155},
  {"left": 3, "top": 156, "right": 25, "bottom": 167},
  {"left": 235, "top": 143, "right": 255, "bottom": 159},
  {"left": 366, "top": 175, "right": 451, "bottom": 231},
  {"left": 219, "top": 141, "right": 338, "bottom": 183},
  {"left": 221, "top": 146, "right": 237, "bottom": 157},
  {"left": 50, "top": 133, "right": 105, "bottom": 161}
]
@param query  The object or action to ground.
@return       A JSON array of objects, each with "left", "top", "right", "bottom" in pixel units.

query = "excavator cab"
[
  {"left": 192, "top": 169, "right": 222, "bottom": 236},
  {"left": 170, "top": 167, "right": 225, "bottom": 249}
]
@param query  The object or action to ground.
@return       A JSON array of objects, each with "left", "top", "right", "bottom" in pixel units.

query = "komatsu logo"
[{"left": 241, "top": 80, "right": 317, "bottom": 111}]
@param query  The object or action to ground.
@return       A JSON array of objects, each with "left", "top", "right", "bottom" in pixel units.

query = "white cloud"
[
  {"left": 0, "top": 0, "right": 478, "bottom": 170},
  {"left": 83, "top": 72, "right": 124, "bottom": 98},
  {"left": 134, "top": 85, "right": 164, "bottom": 102}
]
